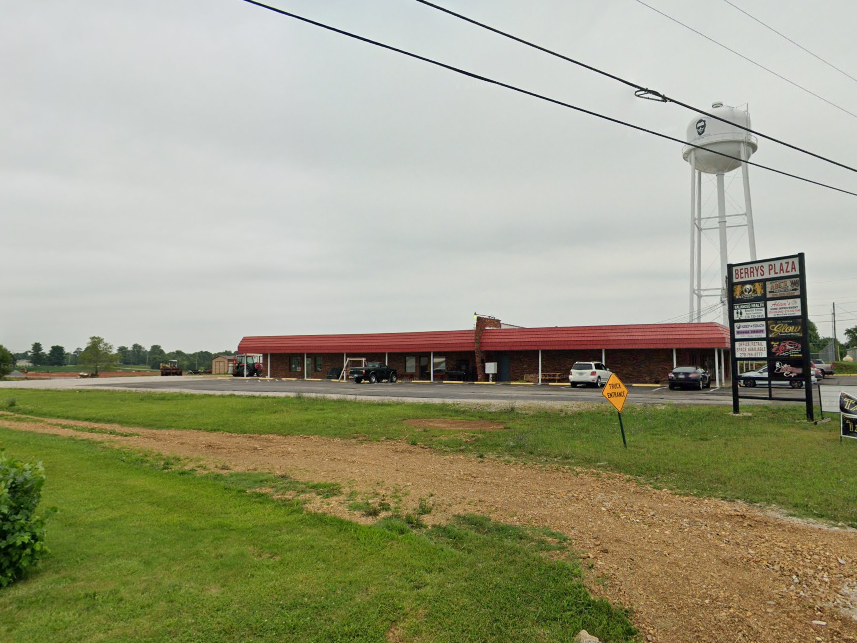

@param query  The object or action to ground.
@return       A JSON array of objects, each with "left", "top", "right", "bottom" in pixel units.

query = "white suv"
[{"left": 569, "top": 362, "right": 612, "bottom": 388}]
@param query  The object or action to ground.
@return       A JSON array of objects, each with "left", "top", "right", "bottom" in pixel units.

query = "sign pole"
[{"left": 602, "top": 374, "right": 629, "bottom": 448}]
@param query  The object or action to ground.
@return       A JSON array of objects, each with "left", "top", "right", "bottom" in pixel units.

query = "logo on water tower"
[{"left": 695, "top": 119, "right": 707, "bottom": 136}]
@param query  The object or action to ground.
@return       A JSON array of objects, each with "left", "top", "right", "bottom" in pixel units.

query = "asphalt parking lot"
[
  {"left": 86, "top": 374, "right": 851, "bottom": 410},
  {"left": 3, "top": 374, "right": 852, "bottom": 411}
]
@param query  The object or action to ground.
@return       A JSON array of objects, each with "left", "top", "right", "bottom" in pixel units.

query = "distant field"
[
  {"left": 17, "top": 365, "right": 156, "bottom": 373},
  {"left": 1, "top": 389, "right": 855, "bottom": 526},
  {"left": 0, "top": 429, "right": 636, "bottom": 643}
]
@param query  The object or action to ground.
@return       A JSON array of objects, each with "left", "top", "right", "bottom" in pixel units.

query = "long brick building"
[{"left": 238, "top": 316, "right": 731, "bottom": 385}]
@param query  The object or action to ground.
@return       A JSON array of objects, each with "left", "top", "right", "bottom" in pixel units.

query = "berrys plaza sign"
[
  {"left": 727, "top": 253, "right": 815, "bottom": 421},
  {"left": 732, "top": 257, "right": 800, "bottom": 283}
]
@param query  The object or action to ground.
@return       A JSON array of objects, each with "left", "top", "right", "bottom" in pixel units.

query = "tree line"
[{"left": 1, "top": 338, "right": 235, "bottom": 375}]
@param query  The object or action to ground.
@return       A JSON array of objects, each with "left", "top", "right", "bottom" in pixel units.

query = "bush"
[
  {"left": 0, "top": 345, "right": 13, "bottom": 378},
  {"left": 0, "top": 452, "right": 53, "bottom": 587}
]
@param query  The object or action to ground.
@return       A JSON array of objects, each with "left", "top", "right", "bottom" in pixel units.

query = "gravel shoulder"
[{"left": 4, "top": 413, "right": 857, "bottom": 642}]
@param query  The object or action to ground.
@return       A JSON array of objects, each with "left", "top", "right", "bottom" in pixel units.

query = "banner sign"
[
  {"left": 767, "top": 278, "right": 801, "bottom": 298},
  {"left": 727, "top": 253, "right": 813, "bottom": 419},
  {"left": 733, "top": 302, "right": 765, "bottom": 320},
  {"left": 735, "top": 341, "right": 767, "bottom": 359},
  {"left": 842, "top": 392, "right": 857, "bottom": 440}
]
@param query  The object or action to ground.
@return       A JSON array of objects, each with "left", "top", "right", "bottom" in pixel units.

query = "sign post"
[
  {"left": 842, "top": 392, "right": 857, "bottom": 442},
  {"left": 727, "top": 253, "right": 814, "bottom": 420},
  {"left": 602, "top": 374, "right": 629, "bottom": 448}
]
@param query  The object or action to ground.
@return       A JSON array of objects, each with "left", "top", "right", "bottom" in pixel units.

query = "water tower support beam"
[
  {"left": 688, "top": 154, "right": 697, "bottom": 321},
  {"left": 741, "top": 142, "right": 757, "bottom": 261},
  {"left": 716, "top": 172, "right": 729, "bottom": 325},
  {"left": 696, "top": 170, "right": 703, "bottom": 321}
]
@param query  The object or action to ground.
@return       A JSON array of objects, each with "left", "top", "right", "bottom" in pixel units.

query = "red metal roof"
[
  {"left": 238, "top": 330, "right": 476, "bottom": 354},
  {"left": 480, "top": 323, "right": 730, "bottom": 351},
  {"left": 238, "top": 323, "right": 729, "bottom": 354}
]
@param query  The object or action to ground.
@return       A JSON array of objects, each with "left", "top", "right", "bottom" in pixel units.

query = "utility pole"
[{"left": 833, "top": 303, "right": 840, "bottom": 362}]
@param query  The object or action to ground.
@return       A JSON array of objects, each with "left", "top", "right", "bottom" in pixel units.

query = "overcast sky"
[{"left": 2, "top": 0, "right": 855, "bottom": 353}]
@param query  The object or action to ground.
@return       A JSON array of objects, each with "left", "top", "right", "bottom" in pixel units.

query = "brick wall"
[
  {"left": 475, "top": 316, "right": 501, "bottom": 381},
  {"left": 264, "top": 346, "right": 724, "bottom": 384}
]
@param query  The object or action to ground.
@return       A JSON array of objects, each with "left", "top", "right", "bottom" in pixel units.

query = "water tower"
[{"left": 682, "top": 103, "right": 758, "bottom": 325}]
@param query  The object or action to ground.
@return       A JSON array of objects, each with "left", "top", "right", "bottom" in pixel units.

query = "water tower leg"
[
  {"left": 696, "top": 171, "right": 703, "bottom": 321},
  {"left": 688, "top": 155, "right": 697, "bottom": 321},
  {"left": 741, "top": 143, "right": 757, "bottom": 261},
  {"left": 716, "top": 172, "right": 729, "bottom": 325}
]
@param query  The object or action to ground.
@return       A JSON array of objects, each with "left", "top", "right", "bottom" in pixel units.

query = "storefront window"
[
  {"left": 314, "top": 356, "right": 323, "bottom": 372},
  {"left": 405, "top": 356, "right": 416, "bottom": 373},
  {"left": 433, "top": 356, "right": 446, "bottom": 372},
  {"left": 289, "top": 356, "right": 302, "bottom": 372}
]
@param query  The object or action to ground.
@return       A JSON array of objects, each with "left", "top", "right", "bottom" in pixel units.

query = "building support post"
[
  {"left": 267, "top": 353, "right": 270, "bottom": 379},
  {"left": 385, "top": 352, "right": 388, "bottom": 366},
  {"left": 430, "top": 352, "right": 434, "bottom": 382},
  {"left": 602, "top": 348, "right": 606, "bottom": 365},
  {"left": 303, "top": 353, "right": 307, "bottom": 380},
  {"left": 538, "top": 350, "right": 542, "bottom": 385},
  {"left": 714, "top": 348, "right": 720, "bottom": 388},
  {"left": 672, "top": 348, "right": 677, "bottom": 368}
]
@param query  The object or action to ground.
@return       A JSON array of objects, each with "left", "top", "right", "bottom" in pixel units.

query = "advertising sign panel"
[
  {"left": 767, "top": 298, "right": 802, "bottom": 318},
  {"left": 766, "top": 278, "right": 801, "bottom": 298},
  {"left": 733, "top": 302, "right": 765, "bottom": 320},
  {"left": 732, "top": 282, "right": 765, "bottom": 301},
  {"left": 735, "top": 341, "right": 767, "bottom": 359},
  {"left": 734, "top": 322, "right": 766, "bottom": 339},
  {"left": 841, "top": 392, "right": 857, "bottom": 440},
  {"left": 769, "top": 340, "right": 803, "bottom": 359},
  {"left": 767, "top": 319, "right": 802, "bottom": 338},
  {"left": 727, "top": 253, "right": 812, "bottom": 419}
]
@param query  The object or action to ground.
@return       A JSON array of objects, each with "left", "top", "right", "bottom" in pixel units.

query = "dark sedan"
[{"left": 668, "top": 366, "right": 711, "bottom": 390}]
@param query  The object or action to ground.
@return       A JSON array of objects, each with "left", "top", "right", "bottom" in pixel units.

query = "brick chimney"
[{"left": 474, "top": 314, "right": 501, "bottom": 382}]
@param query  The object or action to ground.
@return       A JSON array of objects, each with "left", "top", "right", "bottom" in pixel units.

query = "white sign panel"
[
  {"left": 485, "top": 362, "right": 497, "bottom": 374},
  {"left": 767, "top": 298, "right": 802, "bottom": 318},
  {"left": 734, "top": 321, "right": 766, "bottom": 339},
  {"left": 732, "top": 256, "right": 800, "bottom": 283},
  {"left": 733, "top": 302, "right": 765, "bottom": 320},
  {"left": 735, "top": 341, "right": 767, "bottom": 359}
]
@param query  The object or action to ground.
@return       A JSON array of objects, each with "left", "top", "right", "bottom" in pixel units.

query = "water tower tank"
[{"left": 682, "top": 103, "right": 757, "bottom": 174}]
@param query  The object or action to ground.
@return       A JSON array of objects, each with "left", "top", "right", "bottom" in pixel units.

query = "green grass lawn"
[{"left": 0, "top": 429, "right": 635, "bottom": 643}]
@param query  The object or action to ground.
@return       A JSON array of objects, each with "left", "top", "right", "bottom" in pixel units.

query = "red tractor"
[{"left": 233, "top": 354, "right": 264, "bottom": 377}]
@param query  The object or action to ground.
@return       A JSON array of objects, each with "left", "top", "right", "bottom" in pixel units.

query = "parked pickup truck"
[
  {"left": 350, "top": 362, "right": 398, "bottom": 384},
  {"left": 810, "top": 359, "right": 835, "bottom": 378}
]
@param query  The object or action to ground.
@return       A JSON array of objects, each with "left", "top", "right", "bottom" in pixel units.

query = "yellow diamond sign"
[{"left": 602, "top": 374, "right": 628, "bottom": 413}]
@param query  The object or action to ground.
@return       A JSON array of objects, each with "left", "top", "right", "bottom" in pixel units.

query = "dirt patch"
[
  {"left": 403, "top": 418, "right": 505, "bottom": 431},
  {"left": 4, "top": 413, "right": 857, "bottom": 643}
]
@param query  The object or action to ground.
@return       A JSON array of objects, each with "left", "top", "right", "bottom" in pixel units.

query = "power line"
[
  {"left": 413, "top": 0, "right": 857, "bottom": 175},
  {"left": 720, "top": 0, "right": 857, "bottom": 86},
  {"left": 633, "top": 0, "right": 857, "bottom": 120},
  {"left": 238, "top": 0, "right": 857, "bottom": 198}
]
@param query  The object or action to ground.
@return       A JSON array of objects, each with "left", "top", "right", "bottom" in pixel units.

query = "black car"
[{"left": 668, "top": 366, "right": 711, "bottom": 390}]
